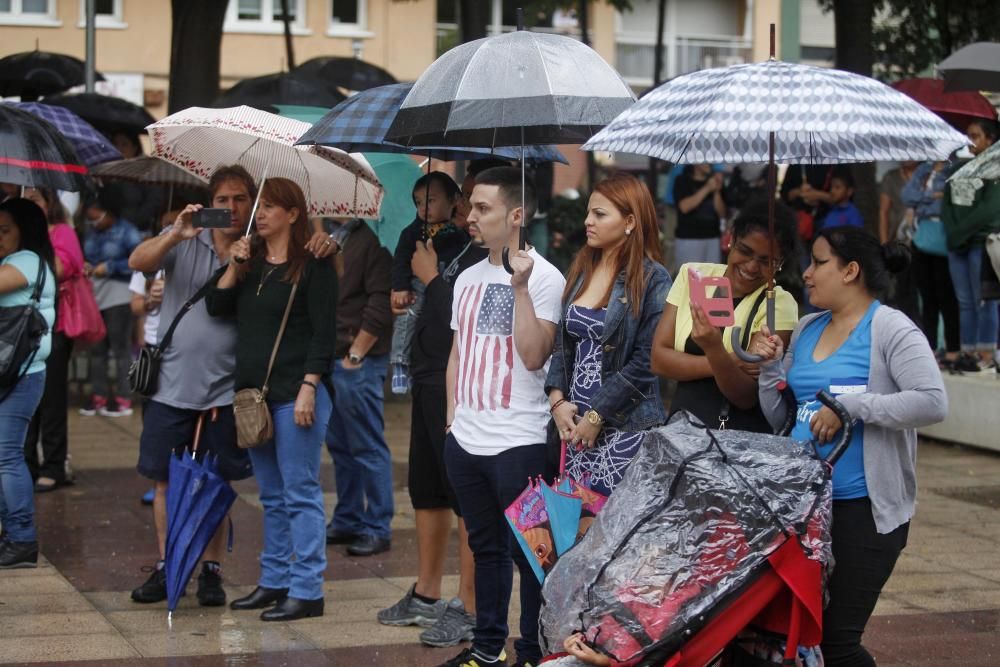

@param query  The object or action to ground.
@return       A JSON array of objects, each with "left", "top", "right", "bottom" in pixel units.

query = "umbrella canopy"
[
  {"left": 10, "top": 102, "right": 121, "bottom": 167},
  {"left": 385, "top": 30, "right": 636, "bottom": 148},
  {"left": 0, "top": 105, "right": 89, "bottom": 192},
  {"left": 938, "top": 42, "right": 1000, "bottom": 93},
  {"left": 583, "top": 60, "right": 968, "bottom": 164},
  {"left": 892, "top": 77, "right": 997, "bottom": 131},
  {"left": 362, "top": 152, "right": 422, "bottom": 252},
  {"left": 214, "top": 72, "right": 346, "bottom": 111},
  {"left": 0, "top": 50, "right": 104, "bottom": 99},
  {"left": 948, "top": 141, "right": 1000, "bottom": 207},
  {"left": 271, "top": 104, "right": 331, "bottom": 125},
  {"left": 297, "top": 83, "right": 568, "bottom": 163},
  {"left": 295, "top": 56, "right": 397, "bottom": 92},
  {"left": 148, "top": 105, "right": 382, "bottom": 219},
  {"left": 44, "top": 92, "right": 156, "bottom": 136},
  {"left": 91, "top": 156, "right": 208, "bottom": 189}
]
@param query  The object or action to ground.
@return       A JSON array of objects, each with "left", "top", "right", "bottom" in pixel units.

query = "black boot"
[
  {"left": 260, "top": 596, "right": 324, "bottom": 621},
  {"left": 230, "top": 586, "right": 288, "bottom": 610},
  {"left": 0, "top": 540, "right": 37, "bottom": 569}
]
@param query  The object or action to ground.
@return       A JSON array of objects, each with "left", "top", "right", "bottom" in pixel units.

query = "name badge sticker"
[{"left": 829, "top": 378, "right": 868, "bottom": 395}]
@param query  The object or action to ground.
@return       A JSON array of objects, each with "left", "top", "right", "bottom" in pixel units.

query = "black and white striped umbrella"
[
  {"left": 385, "top": 30, "right": 636, "bottom": 148},
  {"left": 583, "top": 60, "right": 967, "bottom": 164}
]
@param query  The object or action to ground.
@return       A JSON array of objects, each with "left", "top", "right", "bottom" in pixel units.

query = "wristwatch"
[
  {"left": 348, "top": 352, "right": 364, "bottom": 364},
  {"left": 584, "top": 409, "right": 604, "bottom": 426}
]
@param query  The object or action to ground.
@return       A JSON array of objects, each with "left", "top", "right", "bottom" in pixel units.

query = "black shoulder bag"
[
  {"left": 128, "top": 269, "right": 222, "bottom": 397},
  {"left": 0, "top": 255, "right": 49, "bottom": 394}
]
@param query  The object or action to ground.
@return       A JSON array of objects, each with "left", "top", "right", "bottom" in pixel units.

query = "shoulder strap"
[
  {"left": 261, "top": 280, "right": 299, "bottom": 397},
  {"left": 158, "top": 265, "right": 226, "bottom": 351},
  {"left": 29, "top": 253, "right": 46, "bottom": 303},
  {"left": 740, "top": 288, "right": 769, "bottom": 349}
]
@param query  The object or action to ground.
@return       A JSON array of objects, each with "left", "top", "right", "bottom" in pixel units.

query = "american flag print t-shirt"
[{"left": 450, "top": 248, "right": 566, "bottom": 455}]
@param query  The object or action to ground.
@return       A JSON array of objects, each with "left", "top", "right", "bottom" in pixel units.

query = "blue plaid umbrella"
[
  {"left": 10, "top": 102, "right": 121, "bottom": 167},
  {"left": 296, "top": 83, "right": 568, "bottom": 164}
]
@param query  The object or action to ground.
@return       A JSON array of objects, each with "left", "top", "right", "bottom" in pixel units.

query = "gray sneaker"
[
  {"left": 377, "top": 584, "right": 446, "bottom": 627},
  {"left": 420, "top": 597, "right": 475, "bottom": 648}
]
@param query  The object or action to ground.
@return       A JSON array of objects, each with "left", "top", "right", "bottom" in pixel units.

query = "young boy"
[{"left": 819, "top": 171, "right": 865, "bottom": 230}]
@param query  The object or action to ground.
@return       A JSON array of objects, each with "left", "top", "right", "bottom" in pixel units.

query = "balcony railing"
[
  {"left": 436, "top": 22, "right": 582, "bottom": 57},
  {"left": 616, "top": 33, "right": 752, "bottom": 87}
]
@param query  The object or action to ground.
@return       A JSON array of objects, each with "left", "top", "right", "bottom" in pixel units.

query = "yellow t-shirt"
[{"left": 667, "top": 262, "right": 799, "bottom": 353}]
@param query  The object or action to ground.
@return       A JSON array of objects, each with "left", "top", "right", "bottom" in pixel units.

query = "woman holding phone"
[
  {"left": 546, "top": 173, "right": 671, "bottom": 496},
  {"left": 206, "top": 177, "right": 337, "bottom": 621},
  {"left": 651, "top": 200, "right": 799, "bottom": 432}
]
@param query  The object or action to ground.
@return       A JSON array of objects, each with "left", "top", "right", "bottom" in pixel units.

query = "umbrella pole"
[
  {"left": 244, "top": 158, "right": 272, "bottom": 238},
  {"left": 501, "top": 128, "right": 527, "bottom": 275},
  {"left": 765, "top": 130, "right": 776, "bottom": 333}
]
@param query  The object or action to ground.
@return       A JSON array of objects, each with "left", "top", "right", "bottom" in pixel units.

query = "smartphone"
[
  {"left": 689, "top": 267, "right": 735, "bottom": 327},
  {"left": 192, "top": 208, "right": 233, "bottom": 229}
]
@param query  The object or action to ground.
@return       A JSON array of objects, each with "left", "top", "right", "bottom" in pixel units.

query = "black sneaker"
[
  {"left": 437, "top": 648, "right": 507, "bottom": 667},
  {"left": 197, "top": 562, "right": 226, "bottom": 606},
  {"left": 0, "top": 540, "right": 38, "bottom": 569},
  {"left": 131, "top": 565, "right": 167, "bottom": 603}
]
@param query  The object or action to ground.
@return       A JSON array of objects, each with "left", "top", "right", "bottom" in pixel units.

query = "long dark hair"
[
  {"left": 815, "top": 226, "right": 910, "bottom": 298},
  {"left": 0, "top": 198, "right": 56, "bottom": 274},
  {"left": 244, "top": 178, "right": 312, "bottom": 283},
  {"left": 563, "top": 173, "right": 663, "bottom": 317}
]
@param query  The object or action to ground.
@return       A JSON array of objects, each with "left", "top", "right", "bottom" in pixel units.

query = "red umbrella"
[{"left": 892, "top": 77, "right": 997, "bottom": 131}]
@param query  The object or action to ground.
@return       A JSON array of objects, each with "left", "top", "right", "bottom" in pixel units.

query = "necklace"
[{"left": 257, "top": 265, "right": 281, "bottom": 296}]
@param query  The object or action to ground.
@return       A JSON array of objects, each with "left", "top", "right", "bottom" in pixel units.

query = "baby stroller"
[{"left": 539, "top": 390, "right": 852, "bottom": 667}]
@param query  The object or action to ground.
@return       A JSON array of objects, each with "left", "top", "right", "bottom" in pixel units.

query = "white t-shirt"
[
  {"left": 449, "top": 248, "right": 565, "bottom": 454},
  {"left": 129, "top": 270, "right": 163, "bottom": 345}
]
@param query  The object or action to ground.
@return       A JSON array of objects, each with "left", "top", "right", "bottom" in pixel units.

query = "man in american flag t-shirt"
[{"left": 441, "top": 168, "right": 564, "bottom": 667}]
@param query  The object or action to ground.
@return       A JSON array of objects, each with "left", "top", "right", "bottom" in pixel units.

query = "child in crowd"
[
  {"left": 819, "top": 171, "right": 864, "bottom": 230},
  {"left": 389, "top": 172, "right": 463, "bottom": 394},
  {"left": 129, "top": 270, "right": 164, "bottom": 506}
]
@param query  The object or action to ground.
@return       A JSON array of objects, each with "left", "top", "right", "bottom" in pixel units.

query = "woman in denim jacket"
[{"left": 545, "top": 173, "right": 671, "bottom": 496}]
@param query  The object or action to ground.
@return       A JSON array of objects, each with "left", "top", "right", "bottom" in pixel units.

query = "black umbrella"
[
  {"left": 44, "top": 92, "right": 155, "bottom": 136},
  {"left": 938, "top": 42, "right": 1000, "bottom": 93},
  {"left": 214, "top": 72, "right": 346, "bottom": 111},
  {"left": 0, "top": 50, "right": 105, "bottom": 100},
  {"left": 295, "top": 56, "right": 397, "bottom": 92},
  {"left": 0, "top": 105, "right": 90, "bottom": 192}
]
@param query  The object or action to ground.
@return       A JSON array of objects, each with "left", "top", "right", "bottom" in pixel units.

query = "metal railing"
[{"left": 615, "top": 34, "right": 752, "bottom": 86}]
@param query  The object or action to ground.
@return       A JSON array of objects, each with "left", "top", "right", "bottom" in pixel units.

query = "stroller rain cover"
[{"left": 539, "top": 412, "right": 833, "bottom": 666}]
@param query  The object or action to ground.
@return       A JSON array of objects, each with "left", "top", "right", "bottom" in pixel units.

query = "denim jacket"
[
  {"left": 545, "top": 258, "right": 672, "bottom": 431},
  {"left": 901, "top": 162, "right": 950, "bottom": 220}
]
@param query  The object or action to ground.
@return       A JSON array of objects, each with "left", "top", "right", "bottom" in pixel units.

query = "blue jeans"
[
  {"left": 326, "top": 355, "right": 394, "bottom": 539},
  {"left": 0, "top": 371, "right": 46, "bottom": 542},
  {"left": 948, "top": 248, "right": 999, "bottom": 352},
  {"left": 445, "top": 435, "right": 548, "bottom": 663},
  {"left": 248, "top": 384, "right": 332, "bottom": 600}
]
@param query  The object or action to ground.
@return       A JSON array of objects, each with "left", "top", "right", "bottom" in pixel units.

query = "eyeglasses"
[{"left": 731, "top": 241, "right": 783, "bottom": 272}]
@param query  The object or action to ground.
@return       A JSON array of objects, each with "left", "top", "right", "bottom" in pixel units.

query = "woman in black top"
[{"left": 206, "top": 177, "right": 337, "bottom": 622}]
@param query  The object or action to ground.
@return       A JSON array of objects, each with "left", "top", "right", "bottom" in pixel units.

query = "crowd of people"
[{"left": 7, "top": 118, "right": 999, "bottom": 665}]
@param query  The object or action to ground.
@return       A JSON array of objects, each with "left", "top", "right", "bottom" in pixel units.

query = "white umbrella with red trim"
[{"left": 147, "top": 105, "right": 383, "bottom": 223}]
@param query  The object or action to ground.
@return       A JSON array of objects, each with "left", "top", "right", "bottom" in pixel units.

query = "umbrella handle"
[
  {"left": 501, "top": 227, "right": 527, "bottom": 275},
  {"left": 817, "top": 389, "right": 854, "bottom": 466},
  {"left": 730, "top": 296, "right": 776, "bottom": 363}
]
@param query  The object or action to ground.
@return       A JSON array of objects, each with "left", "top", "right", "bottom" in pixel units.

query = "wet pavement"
[{"left": 3, "top": 397, "right": 1000, "bottom": 666}]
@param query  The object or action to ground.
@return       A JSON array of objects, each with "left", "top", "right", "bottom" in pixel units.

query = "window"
[
  {"left": 328, "top": 0, "right": 369, "bottom": 37},
  {"left": 0, "top": 0, "right": 60, "bottom": 26},
  {"left": 224, "top": 0, "right": 308, "bottom": 34},
  {"left": 77, "top": 0, "right": 126, "bottom": 29}
]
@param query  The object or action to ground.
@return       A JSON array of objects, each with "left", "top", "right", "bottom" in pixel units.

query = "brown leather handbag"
[{"left": 233, "top": 281, "right": 298, "bottom": 449}]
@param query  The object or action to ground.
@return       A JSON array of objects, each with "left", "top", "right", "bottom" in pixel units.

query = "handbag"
[
  {"left": 57, "top": 273, "right": 105, "bottom": 344},
  {"left": 912, "top": 218, "right": 948, "bottom": 257},
  {"left": 233, "top": 280, "right": 298, "bottom": 449},
  {"left": 127, "top": 269, "right": 222, "bottom": 397},
  {"left": 0, "top": 255, "right": 49, "bottom": 389}
]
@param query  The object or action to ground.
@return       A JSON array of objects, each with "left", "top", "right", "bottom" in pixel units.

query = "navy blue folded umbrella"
[
  {"left": 10, "top": 102, "right": 121, "bottom": 167},
  {"left": 296, "top": 83, "right": 567, "bottom": 164},
  {"left": 164, "top": 411, "right": 237, "bottom": 617}
]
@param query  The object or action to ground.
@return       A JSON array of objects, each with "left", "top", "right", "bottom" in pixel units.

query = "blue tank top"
[{"left": 789, "top": 301, "right": 879, "bottom": 499}]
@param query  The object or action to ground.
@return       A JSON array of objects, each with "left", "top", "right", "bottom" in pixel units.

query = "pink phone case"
[{"left": 689, "top": 268, "right": 735, "bottom": 327}]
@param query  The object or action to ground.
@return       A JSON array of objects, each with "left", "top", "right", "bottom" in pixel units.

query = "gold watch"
[{"left": 584, "top": 409, "right": 604, "bottom": 426}]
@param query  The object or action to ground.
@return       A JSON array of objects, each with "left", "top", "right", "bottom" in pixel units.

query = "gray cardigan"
[{"left": 759, "top": 305, "right": 948, "bottom": 534}]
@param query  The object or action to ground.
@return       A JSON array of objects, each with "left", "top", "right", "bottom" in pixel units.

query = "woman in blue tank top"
[{"left": 755, "top": 227, "right": 947, "bottom": 667}]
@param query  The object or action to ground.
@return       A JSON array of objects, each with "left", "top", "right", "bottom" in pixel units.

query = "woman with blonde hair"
[{"left": 545, "top": 172, "right": 671, "bottom": 496}]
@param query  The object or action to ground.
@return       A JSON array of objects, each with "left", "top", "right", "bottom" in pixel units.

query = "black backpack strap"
[
  {"left": 741, "top": 288, "right": 769, "bottom": 349},
  {"left": 157, "top": 265, "right": 226, "bottom": 352},
  {"left": 29, "top": 253, "right": 46, "bottom": 303}
]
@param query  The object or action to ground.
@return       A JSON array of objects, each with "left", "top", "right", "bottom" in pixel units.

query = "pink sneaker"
[
  {"left": 100, "top": 397, "right": 134, "bottom": 418},
  {"left": 79, "top": 395, "right": 107, "bottom": 416}
]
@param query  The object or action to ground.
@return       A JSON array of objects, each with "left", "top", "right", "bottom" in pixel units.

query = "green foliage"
[
  {"left": 819, "top": 0, "right": 1000, "bottom": 81},
  {"left": 546, "top": 194, "right": 589, "bottom": 273}
]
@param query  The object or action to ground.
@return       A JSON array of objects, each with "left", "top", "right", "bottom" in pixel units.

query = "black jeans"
[
  {"left": 444, "top": 435, "right": 548, "bottom": 663},
  {"left": 912, "top": 249, "right": 960, "bottom": 353},
  {"left": 89, "top": 304, "right": 134, "bottom": 400},
  {"left": 822, "top": 498, "right": 909, "bottom": 667},
  {"left": 24, "top": 331, "right": 72, "bottom": 482}
]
